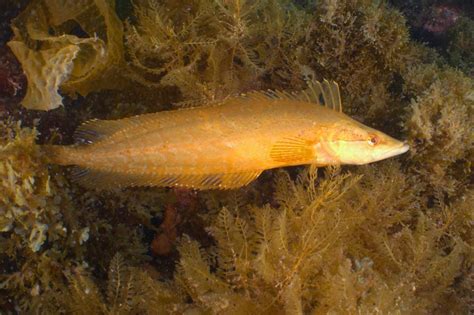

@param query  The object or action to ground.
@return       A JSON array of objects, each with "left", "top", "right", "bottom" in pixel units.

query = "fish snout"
[
  {"left": 399, "top": 142, "right": 410, "bottom": 154},
  {"left": 380, "top": 141, "right": 409, "bottom": 160}
]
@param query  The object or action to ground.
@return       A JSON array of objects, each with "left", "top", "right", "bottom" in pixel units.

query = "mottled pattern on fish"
[{"left": 45, "top": 80, "right": 409, "bottom": 190}]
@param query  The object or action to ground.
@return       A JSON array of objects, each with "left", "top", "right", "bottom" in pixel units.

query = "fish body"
[{"left": 45, "top": 81, "right": 409, "bottom": 189}]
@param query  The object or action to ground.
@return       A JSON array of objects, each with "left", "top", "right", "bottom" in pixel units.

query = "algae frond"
[{"left": 0, "top": 0, "right": 472, "bottom": 313}]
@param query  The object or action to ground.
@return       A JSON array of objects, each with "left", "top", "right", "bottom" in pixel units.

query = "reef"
[{"left": 0, "top": 0, "right": 472, "bottom": 313}]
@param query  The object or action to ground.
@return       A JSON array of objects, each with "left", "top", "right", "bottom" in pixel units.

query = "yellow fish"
[{"left": 44, "top": 80, "right": 409, "bottom": 190}]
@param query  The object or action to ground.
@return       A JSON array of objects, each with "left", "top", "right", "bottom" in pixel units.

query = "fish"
[{"left": 43, "top": 80, "right": 409, "bottom": 190}]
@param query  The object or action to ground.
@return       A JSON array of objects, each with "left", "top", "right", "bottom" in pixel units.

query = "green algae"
[{"left": 1, "top": 0, "right": 472, "bottom": 313}]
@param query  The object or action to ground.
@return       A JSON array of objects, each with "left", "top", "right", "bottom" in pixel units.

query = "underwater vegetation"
[
  {"left": 391, "top": 0, "right": 474, "bottom": 76},
  {"left": 123, "top": 0, "right": 309, "bottom": 100},
  {"left": 445, "top": 17, "right": 474, "bottom": 76},
  {"left": 7, "top": 0, "right": 126, "bottom": 110},
  {"left": 0, "top": 0, "right": 472, "bottom": 313},
  {"left": 30, "top": 166, "right": 473, "bottom": 314},
  {"left": 403, "top": 65, "right": 473, "bottom": 199},
  {"left": 0, "top": 118, "right": 168, "bottom": 311}
]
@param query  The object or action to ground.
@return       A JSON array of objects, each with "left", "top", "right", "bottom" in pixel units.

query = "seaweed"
[
  {"left": 124, "top": 0, "right": 309, "bottom": 101},
  {"left": 300, "top": 0, "right": 423, "bottom": 122},
  {"left": 403, "top": 64, "right": 473, "bottom": 199},
  {"left": 1, "top": 0, "right": 473, "bottom": 313},
  {"left": 0, "top": 119, "right": 164, "bottom": 311},
  {"left": 45, "top": 253, "right": 183, "bottom": 314},
  {"left": 7, "top": 0, "right": 126, "bottom": 110},
  {"left": 40, "top": 164, "right": 471, "bottom": 314},
  {"left": 0, "top": 119, "right": 88, "bottom": 309},
  {"left": 446, "top": 16, "right": 474, "bottom": 76},
  {"left": 172, "top": 164, "right": 471, "bottom": 314}
]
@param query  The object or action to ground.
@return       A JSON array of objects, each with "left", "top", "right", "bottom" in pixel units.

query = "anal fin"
[{"left": 70, "top": 167, "right": 262, "bottom": 190}]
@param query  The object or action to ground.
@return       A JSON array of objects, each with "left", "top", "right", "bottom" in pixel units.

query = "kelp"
[{"left": 7, "top": 0, "right": 125, "bottom": 110}]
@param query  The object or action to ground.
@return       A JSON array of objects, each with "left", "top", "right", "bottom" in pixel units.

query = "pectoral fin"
[{"left": 270, "top": 137, "right": 315, "bottom": 164}]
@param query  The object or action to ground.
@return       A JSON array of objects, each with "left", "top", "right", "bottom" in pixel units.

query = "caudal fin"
[{"left": 42, "top": 145, "right": 74, "bottom": 165}]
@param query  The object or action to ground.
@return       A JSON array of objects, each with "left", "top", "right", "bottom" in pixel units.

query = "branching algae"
[
  {"left": 125, "top": 0, "right": 309, "bottom": 100},
  {"left": 45, "top": 165, "right": 472, "bottom": 314},
  {"left": 0, "top": 0, "right": 472, "bottom": 313},
  {"left": 403, "top": 64, "right": 473, "bottom": 198}
]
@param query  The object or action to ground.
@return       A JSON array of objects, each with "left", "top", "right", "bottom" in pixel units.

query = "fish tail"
[{"left": 42, "top": 145, "right": 75, "bottom": 165}]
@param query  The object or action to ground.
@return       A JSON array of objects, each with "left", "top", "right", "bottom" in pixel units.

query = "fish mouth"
[
  {"left": 383, "top": 142, "right": 410, "bottom": 160},
  {"left": 395, "top": 142, "right": 410, "bottom": 155},
  {"left": 399, "top": 143, "right": 410, "bottom": 154}
]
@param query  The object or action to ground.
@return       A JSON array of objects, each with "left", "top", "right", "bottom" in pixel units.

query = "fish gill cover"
[{"left": 0, "top": 0, "right": 472, "bottom": 313}]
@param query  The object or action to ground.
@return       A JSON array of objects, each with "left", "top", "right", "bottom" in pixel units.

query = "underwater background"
[{"left": 0, "top": 0, "right": 472, "bottom": 313}]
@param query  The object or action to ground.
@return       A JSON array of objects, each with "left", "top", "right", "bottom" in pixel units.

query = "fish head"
[{"left": 324, "top": 119, "right": 409, "bottom": 165}]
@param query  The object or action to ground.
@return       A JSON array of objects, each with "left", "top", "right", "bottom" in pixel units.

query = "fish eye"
[{"left": 368, "top": 135, "right": 379, "bottom": 146}]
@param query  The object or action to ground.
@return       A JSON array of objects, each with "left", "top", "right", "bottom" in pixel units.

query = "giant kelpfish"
[{"left": 44, "top": 80, "right": 409, "bottom": 190}]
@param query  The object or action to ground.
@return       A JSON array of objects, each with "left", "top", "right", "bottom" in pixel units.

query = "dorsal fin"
[
  {"left": 173, "top": 95, "right": 232, "bottom": 109},
  {"left": 73, "top": 119, "right": 124, "bottom": 144},
  {"left": 328, "top": 80, "right": 342, "bottom": 113},
  {"left": 74, "top": 96, "right": 242, "bottom": 146},
  {"left": 73, "top": 109, "right": 195, "bottom": 145},
  {"left": 73, "top": 79, "right": 343, "bottom": 145},
  {"left": 238, "top": 79, "right": 343, "bottom": 113},
  {"left": 302, "top": 79, "right": 342, "bottom": 112}
]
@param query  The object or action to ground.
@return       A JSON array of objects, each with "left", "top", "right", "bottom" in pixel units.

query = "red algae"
[{"left": 422, "top": 4, "right": 461, "bottom": 34}]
